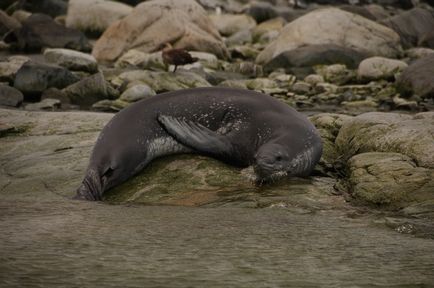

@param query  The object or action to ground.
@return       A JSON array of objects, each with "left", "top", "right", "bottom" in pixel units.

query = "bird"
[{"left": 161, "top": 43, "right": 199, "bottom": 73}]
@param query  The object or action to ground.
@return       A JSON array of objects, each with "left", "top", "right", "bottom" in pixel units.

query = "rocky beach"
[{"left": 1, "top": 0, "right": 434, "bottom": 286}]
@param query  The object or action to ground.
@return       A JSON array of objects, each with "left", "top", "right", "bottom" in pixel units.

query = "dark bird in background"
[{"left": 161, "top": 43, "right": 199, "bottom": 73}]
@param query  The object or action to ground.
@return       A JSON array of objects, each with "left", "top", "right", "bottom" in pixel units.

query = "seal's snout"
[{"left": 74, "top": 169, "right": 103, "bottom": 201}]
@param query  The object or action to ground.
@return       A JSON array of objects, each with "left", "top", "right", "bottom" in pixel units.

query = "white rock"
[
  {"left": 357, "top": 56, "right": 407, "bottom": 80},
  {"left": 256, "top": 8, "right": 402, "bottom": 65},
  {"left": 66, "top": 0, "right": 132, "bottom": 34},
  {"left": 44, "top": 48, "right": 98, "bottom": 73}
]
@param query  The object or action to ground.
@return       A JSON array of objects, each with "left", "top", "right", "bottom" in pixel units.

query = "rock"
[
  {"left": 5, "top": 13, "right": 91, "bottom": 52},
  {"left": 11, "top": 10, "right": 31, "bottom": 24},
  {"left": 405, "top": 47, "right": 434, "bottom": 60},
  {"left": 347, "top": 152, "right": 434, "bottom": 209},
  {"left": 210, "top": 13, "right": 256, "bottom": 37},
  {"left": 66, "top": 0, "right": 133, "bottom": 35},
  {"left": 338, "top": 5, "right": 378, "bottom": 21},
  {"left": 92, "top": 99, "right": 129, "bottom": 112},
  {"left": 419, "top": 30, "right": 434, "bottom": 49},
  {"left": 44, "top": 48, "right": 98, "bottom": 73},
  {"left": 115, "top": 50, "right": 166, "bottom": 70},
  {"left": 0, "top": 84, "right": 23, "bottom": 107},
  {"left": 225, "top": 29, "right": 253, "bottom": 46},
  {"left": 396, "top": 54, "right": 434, "bottom": 98},
  {"left": 357, "top": 57, "right": 407, "bottom": 81},
  {"left": 226, "top": 62, "right": 263, "bottom": 78},
  {"left": 19, "top": 0, "right": 68, "bottom": 18},
  {"left": 189, "top": 51, "right": 219, "bottom": 70},
  {"left": 14, "top": 61, "right": 79, "bottom": 95},
  {"left": 256, "top": 8, "right": 402, "bottom": 65},
  {"left": 246, "top": 2, "right": 303, "bottom": 23},
  {"left": 336, "top": 112, "right": 434, "bottom": 169},
  {"left": 0, "top": 10, "right": 21, "bottom": 37},
  {"left": 92, "top": 0, "right": 229, "bottom": 62},
  {"left": 111, "top": 70, "right": 211, "bottom": 93},
  {"left": 0, "top": 108, "right": 341, "bottom": 211},
  {"left": 304, "top": 74, "right": 324, "bottom": 86},
  {"left": 291, "top": 81, "right": 311, "bottom": 94},
  {"left": 217, "top": 79, "right": 248, "bottom": 89},
  {"left": 230, "top": 45, "right": 261, "bottom": 60},
  {"left": 62, "top": 72, "right": 118, "bottom": 107},
  {"left": 381, "top": 8, "right": 434, "bottom": 49},
  {"left": 197, "top": 0, "right": 245, "bottom": 14},
  {"left": 119, "top": 84, "right": 156, "bottom": 103},
  {"left": 309, "top": 113, "right": 352, "bottom": 168},
  {"left": 314, "top": 64, "right": 356, "bottom": 85},
  {"left": 263, "top": 44, "right": 368, "bottom": 72},
  {"left": 25, "top": 98, "right": 61, "bottom": 111},
  {"left": 0, "top": 55, "right": 29, "bottom": 83},
  {"left": 252, "top": 17, "right": 286, "bottom": 41}
]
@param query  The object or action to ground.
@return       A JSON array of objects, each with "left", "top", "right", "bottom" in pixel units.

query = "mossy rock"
[{"left": 104, "top": 154, "right": 341, "bottom": 210}]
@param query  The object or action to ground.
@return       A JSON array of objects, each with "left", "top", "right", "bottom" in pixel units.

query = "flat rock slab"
[{"left": 0, "top": 109, "right": 345, "bottom": 211}]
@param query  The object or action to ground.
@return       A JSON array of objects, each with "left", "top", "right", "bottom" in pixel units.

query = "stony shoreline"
[{"left": 1, "top": 0, "right": 434, "bottom": 220}]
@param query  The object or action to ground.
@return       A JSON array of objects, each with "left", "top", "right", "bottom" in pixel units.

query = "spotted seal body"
[{"left": 75, "top": 87, "right": 322, "bottom": 200}]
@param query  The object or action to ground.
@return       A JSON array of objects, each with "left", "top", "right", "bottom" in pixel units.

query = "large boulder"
[
  {"left": 66, "top": 0, "right": 133, "bottom": 35},
  {"left": 0, "top": 55, "right": 29, "bottom": 83},
  {"left": 336, "top": 112, "right": 434, "bottom": 169},
  {"left": 347, "top": 152, "right": 434, "bottom": 209},
  {"left": 92, "top": 0, "right": 229, "bottom": 62},
  {"left": 5, "top": 14, "right": 91, "bottom": 52},
  {"left": 396, "top": 54, "right": 434, "bottom": 98},
  {"left": 381, "top": 8, "right": 434, "bottom": 49},
  {"left": 256, "top": 8, "right": 402, "bottom": 65},
  {"left": 0, "top": 108, "right": 341, "bottom": 211},
  {"left": 263, "top": 44, "right": 367, "bottom": 72},
  {"left": 13, "top": 61, "right": 79, "bottom": 95},
  {"left": 336, "top": 112, "right": 434, "bottom": 210}
]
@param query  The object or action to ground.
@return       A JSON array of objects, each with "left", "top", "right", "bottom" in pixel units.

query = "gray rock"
[
  {"left": 210, "top": 13, "right": 256, "bottom": 37},
  {"left": 336, "top": 112, "right": 434, "bottom": 169},
  {"left": 111, "top": 70, "right": 211, "bottom": 93},
  {"left": 381, "top": 8, "right": 434, "bottom": 49},
  {"left": 5, "top": 13, "right": 91, "bottom": 52},
  {"left": 66, "top": 0, "right": 132, "bottom": 34},
  {"left": 252, "top": 17, "right": 286, "bottom": 41},
  {"left": 405, "top": 47, "right": 434, "bottom": 60},
  {"left": 115, "top": 50, "right": 166, "bottom": 70},
  {"left": 225, "top": 29, "right": 253, "bottom": 46},
  {"left": 19, "top": 0, "right": 68, "bottom": 18},
  {"left": 314, "top": 64, "right": 356, "bottom": 86},
  {"left": 226, "top": 62, "right": 263, "bottom": 78},
  {"left": 0, "top": 55, "right": 29, "bottom": 83},
  {"left": 25, "top": 98, "right": 61, "bottom": 111},
  {"left": 63, "top": 72, "right": 118, "bottom": 107},
  {"left": 396, "top": 54, "right": 434, "bottom": 98},
  {"left": 14, "top": 61, "right": 80, "bottom": 95},
  {"left": 291, "top": 81, "right": 311, "bottom": 94},
  {"left": 263, "top": 44, "right": 368, "bottom": 72},
  {"left": 357, "top": 57, "right": 407, "bottom": 81},
  {"left": 0, "top": 10, "right": 21, "bottom": 37},
  {"left": 347, "top": 152, "right": 434, "bottom": 209},
  {"left": 0, "top": 85, "right": 23, "bottom": 107},
  {"left": 119, "top": 84, "right": 156, "bottom": 103},
  {"left": 256, "top": 8, "right": 402, "bottom": 65},
  {"left": 304, "top": 74, "right": 324, "bottom": 86},
  {"left": 44, "top": 48, "right": 98, "bottom": 73},
  {"left": 92, "top": 0, "right": 229, "bottom": 62}
]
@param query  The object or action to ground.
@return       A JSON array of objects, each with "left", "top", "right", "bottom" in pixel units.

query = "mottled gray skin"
[{"left": 75, "top": 87, "right": 322, "bottom": 201}]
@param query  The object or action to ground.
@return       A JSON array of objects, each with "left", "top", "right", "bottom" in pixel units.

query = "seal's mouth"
[{"left": 253, "top": 164, "right": 290, "bottom": 185}]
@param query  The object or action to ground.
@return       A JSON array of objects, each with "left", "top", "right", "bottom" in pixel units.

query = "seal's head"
[{"left": 253, "top": 138, "right": 320, "bottom": 184}]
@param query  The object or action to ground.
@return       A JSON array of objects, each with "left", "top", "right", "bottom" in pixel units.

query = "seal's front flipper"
[{"left": 157, "top": 115, "right": 234, "bottom": 158}]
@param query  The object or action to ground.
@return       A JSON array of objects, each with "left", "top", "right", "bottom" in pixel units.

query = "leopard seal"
[{"left": 75, "top": 87, "right": 322, "bottom": 201}]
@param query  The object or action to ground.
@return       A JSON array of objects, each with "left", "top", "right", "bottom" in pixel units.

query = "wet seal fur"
[{"left": 75, "top": 87, "right": 322, "bottom": 201}]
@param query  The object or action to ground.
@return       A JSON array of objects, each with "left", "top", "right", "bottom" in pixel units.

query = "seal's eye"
[{"left": 276, "top": 155, "right": 282, "bottom": 161}]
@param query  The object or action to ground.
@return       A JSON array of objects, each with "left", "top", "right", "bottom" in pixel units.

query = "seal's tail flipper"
[
  {"left": 157, "top": 114, "right": 234, "bottom": 159},
  {"left": 74, "top": 169, "right": 103, "bottom": 201}
]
